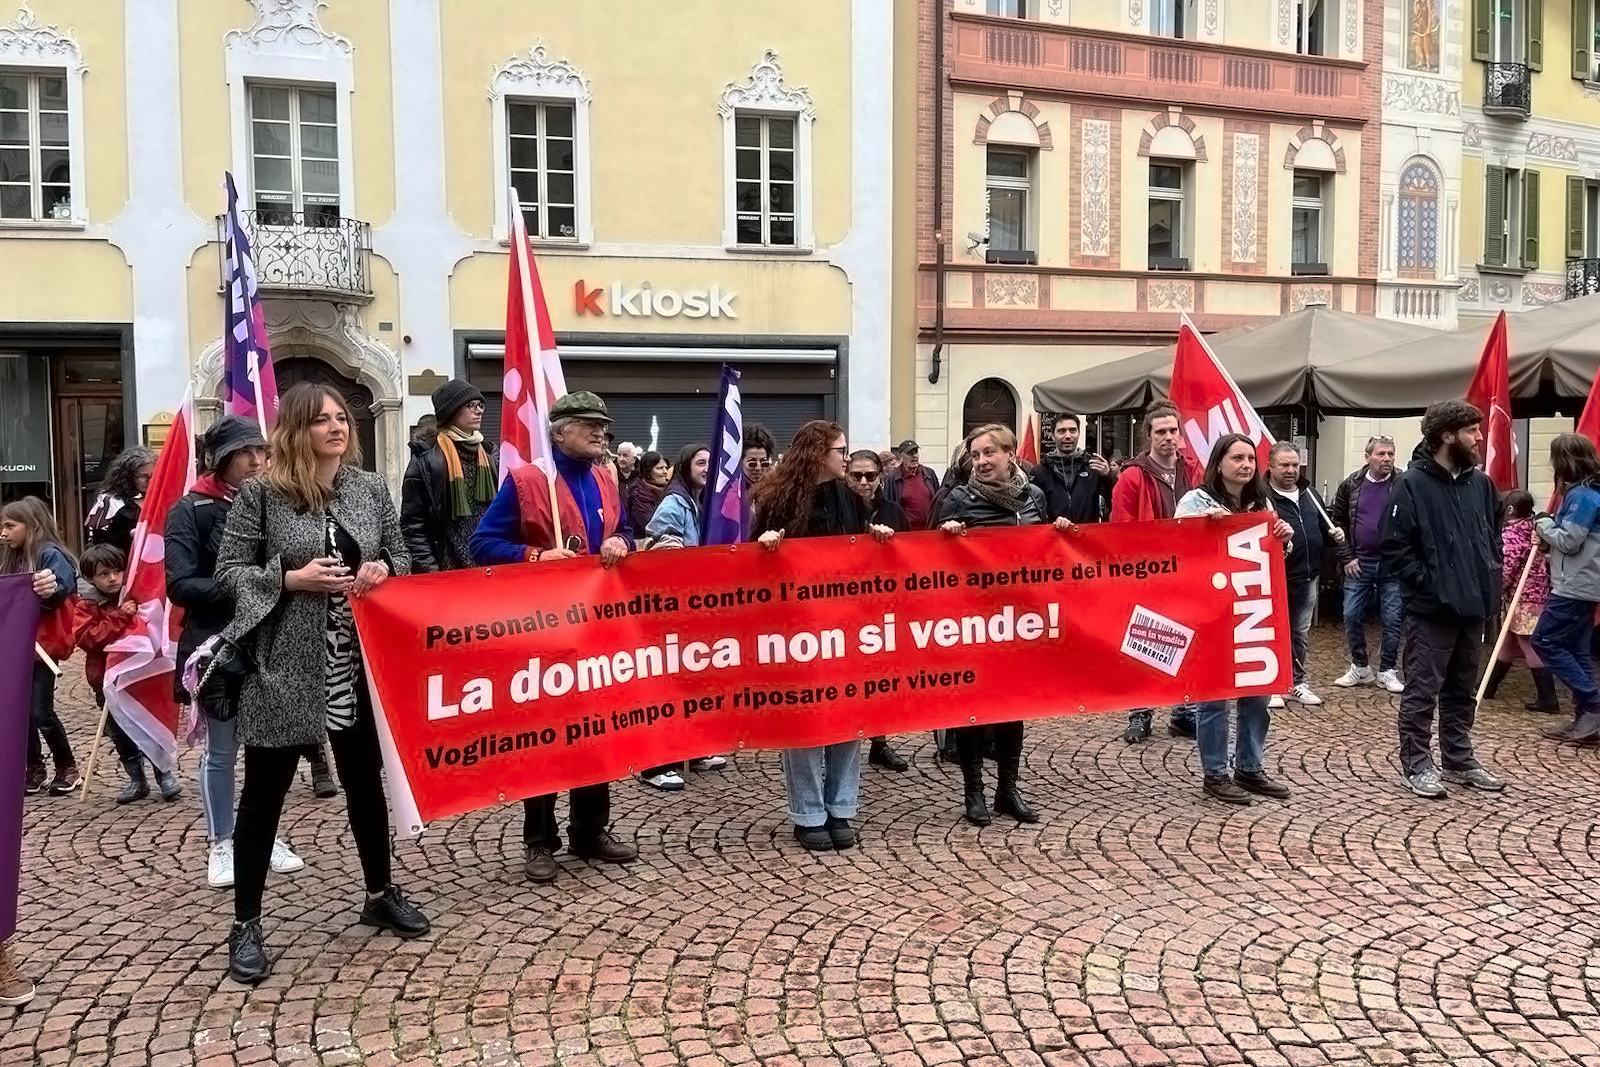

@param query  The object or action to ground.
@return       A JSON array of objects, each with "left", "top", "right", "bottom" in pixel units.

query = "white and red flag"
[
  {"left": 103, "top": 389, "right": 198, "bottom": 773},
  {"left": 1465, "top": 310, "right": 1517, "bottom": 491},
  {"left": 1017, "top": 414, "right": 1039, "bottom": 465},
  {"left": 1166, "top": 313, "right": 1273, "bottom": 469},
  {"left": 497, "top": 200, "right": 568, "bottom": 487}
]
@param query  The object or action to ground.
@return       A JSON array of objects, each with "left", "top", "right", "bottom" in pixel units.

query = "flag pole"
[
  {"left": 510, "top": 197, "right": 565, "bottom": 548},
  {"left": 247, "top": 352, "right": 269, "bottom": 439},
  {"left": 78, "top": 699, "right": 112, "bottom": 802},
  {"left": 1477, "top": 538, "right": 1541, "bottom": 708}
]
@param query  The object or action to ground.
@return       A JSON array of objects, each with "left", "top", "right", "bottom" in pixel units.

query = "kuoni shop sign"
[{"left": 574, "top": 279, "right": 737, "bottom": 319}]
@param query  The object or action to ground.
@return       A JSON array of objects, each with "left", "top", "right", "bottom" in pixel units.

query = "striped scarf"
[{"left": 439, "top": 427, "right": 495, "bottom": 520}]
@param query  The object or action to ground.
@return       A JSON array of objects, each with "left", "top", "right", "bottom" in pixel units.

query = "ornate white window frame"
[
  {"left": 0, "top": 3, "right": 87, "bottom": 227},
  {"left": 223, "top": 0, "right": 356, "bottom": 220},
  {"left": 490, "top": 43, "right": 593, "bottom": 246},
  {"left": 719, "top": 50, "right": 815, "bottom": 254}
]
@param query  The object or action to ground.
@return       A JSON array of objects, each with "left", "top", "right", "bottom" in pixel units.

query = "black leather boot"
[
  {"left": 309, "top": 747, "right": 338, "bottom": 799},
  {"left": 955, "top": 728, "right": 990, "bottom": 826},
  {"left": 1525, "top": 668, "right": 1561, "bottom": 712},
  {"left": 991, "top": 723, "right": 1038, "bottom": 823},
  {"left": 115, "top": 759, "right": 148, "bottom": 805},
  {"left": 1481, "top": 658, "right": 1513, "bottom": 700}
]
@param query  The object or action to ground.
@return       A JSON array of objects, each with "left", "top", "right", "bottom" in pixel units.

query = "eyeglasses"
[
  {"left": 849, "top": 472, "right": 879, "bottom": 482},
  {"left": 465, "top": 401, "right": 486, "bottom": 413},
  {"left": 830, "top": 446, "right": 847, "bottom": 457},
  {"left": 743, "top": 458, "right": 771, "bottom": 469}
]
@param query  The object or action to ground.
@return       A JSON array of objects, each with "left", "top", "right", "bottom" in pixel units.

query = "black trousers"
[
  {"left": 523, "top": 785, "right": 610, "bottom": 851},
  {"left": 233, "top": 691, "right": 391, "bottom": 922},
  {"left": 953, "top": 721, "right": 1023, "bottom": 766},
  {"left": 1397, "top": 612, "right": 1483, "bottom": 776},
  {"left": 26, "top": 661, "right": 73, "bottom": 769}
]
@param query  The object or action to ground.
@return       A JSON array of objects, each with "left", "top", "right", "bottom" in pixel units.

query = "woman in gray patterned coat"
[{"left": 214, "top": 383, "right": 429, "bottom": 985}]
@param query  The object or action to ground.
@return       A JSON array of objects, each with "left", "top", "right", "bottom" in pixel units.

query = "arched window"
[
  {"left": 1397, "top": 161, "right": 1440, "bottom": 279},
  {"left": 962, "top": 378, "right": 1018, "bottom": 438}
]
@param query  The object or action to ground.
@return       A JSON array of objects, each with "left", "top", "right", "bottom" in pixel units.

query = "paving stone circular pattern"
[{"left": 5, "top": 636, "right": 1599, "bottom": 1067}]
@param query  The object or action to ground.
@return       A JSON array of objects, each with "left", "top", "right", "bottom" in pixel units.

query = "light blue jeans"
[
  {"left": 781, "top": 740, "right": 861, "bottom": 827},
  {"left": 200, "top": 714, "right": 239, "bottom": 841},
  {"left": 1195, "top": 696, "right": 1270, "bottom": 779}
]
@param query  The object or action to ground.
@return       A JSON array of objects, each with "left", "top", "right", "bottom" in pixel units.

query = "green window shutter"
[
  {"left": 1575, "top": 0, "right": 1593, "bottom": 78},
  {"left": 1485, "top": 165, "right": 1507, "bottom": 265},
  {"left": 1568, "top": 175, "right": 1587, "bottom": 258},
  {"left": 1527, "top": 0, "right": 1544, "bottom": 69},
  {"left": 1522, "top": 169, "right": 1541, "bottom": 269},
  {"left": 1473, "top": 0, "right": 1493, "bottom": 61}
]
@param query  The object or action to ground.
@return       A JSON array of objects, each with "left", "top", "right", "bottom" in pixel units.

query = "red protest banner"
[{"left": 352, "top": 516, "right": 1288, "bottom": 828}]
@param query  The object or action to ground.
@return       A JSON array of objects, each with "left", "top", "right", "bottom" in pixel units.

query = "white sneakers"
[
  {"left": 207, "top": 840, "right": 235, "bottom": 888},
  {"left": 1332, "top": 664, "right": 1404, "bottom": 693},
  {"left": 1268, "top": 695, "right": 1285, "bottom": 709},
  {"left": 1287, "top": 683, "right": 1323, "bottom": 706},
  {"left": 642, "top": 771, "right": 685, "bottom": 791},
  {"left": 689, "top": 755, "right": 728, "bottom": 772},
  {"left": 208, "top": 838, "right": 304, "bottom": 888},
  {"left": 1334, "top": 664, "right": 1375, "bottom": 687},
  {"left": 270, "top": 838, "right": 305, "bottom": 873}
]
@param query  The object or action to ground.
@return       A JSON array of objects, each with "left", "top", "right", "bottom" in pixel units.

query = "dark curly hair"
[
  {"left": 749, "top": 420, "right": 845, "bottom": 536},
  {"left": 100, "top": 446, "right": 156, "bottom": 503}
]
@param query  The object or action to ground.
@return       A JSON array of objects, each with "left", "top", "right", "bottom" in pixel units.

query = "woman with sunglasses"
[{"left": 752, "top": 421, "right": 895, "bottom": 850}]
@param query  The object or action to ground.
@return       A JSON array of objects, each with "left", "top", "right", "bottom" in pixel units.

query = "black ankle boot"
[
  {"left": 309, "top": 747, "right": 337, "bottom": 799},
  {"left": 1525, "top": 668, "right": 1561, "bottom": 712},
  {"left": 115, "top": 759, "right": 148, "bottom": 805},
  {"left": 993, "top": 756, "right": 1038, "bottom": 823},
  {"left": 1481, "top": 658, "right": 1513, "bottom": 699}
]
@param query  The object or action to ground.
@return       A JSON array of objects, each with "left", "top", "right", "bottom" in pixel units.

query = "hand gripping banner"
[{"left": 352, "top": 516, "right": 1289, "bottom": 831}]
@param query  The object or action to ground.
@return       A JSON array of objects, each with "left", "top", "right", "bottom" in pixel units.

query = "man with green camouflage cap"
[{"left": 471, "top": 389, "right": 639, "bottom": 883}]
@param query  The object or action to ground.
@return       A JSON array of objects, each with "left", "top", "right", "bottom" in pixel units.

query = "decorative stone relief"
[
  {"left": 1458, "top": 278, "right": 1480, "bottom": 304},
  {"left": 986, "top": 275, "right": 1038, "bottom": 307},
  {"left": 0, "top": 3, "right": 84, "bottom": 69},
  {"left": 1487, "top": 279, "right": 1513, "bottom": 303},
  {"left": 1205, "top": 0, "right": 1219, "bottom": 36},
  {"left": 1382, "top": 74, "right": 1459, "bottom": 115},
  {"left": 1231, "top": 133, "right": 1258, "bottom": 264},
  {"left": 1128, "top": 0, "right": 1143, "bottom": 28},
  {"left": 1462, "top": 123, "right": 1482, "bottom": 148},
  {"left": 1148, "top": 280, "right": 1195, "bottom": 311},
  {"left": 1276, "top": 0, "right": 1292, "bottom": 46},
  {"left": 1290, "top": 286, "right": 1332, "bottom": 311},
  {"left": 719, "top": 49, "right": 814, "bottom": 120},
  {"left": 491, "top": 42, "right": 591, "bottom": 102},
  {"left": 1048, "top": 0, "right": 1064, "bottom": 13},
  {"left": 226, "top": 0, "right": 351, "bottom": 53},
  {"left": 1344, "top": 0, "right": 1358, "bottom": 55},
  {"left": 1080, "top": 119, "right": 1112, "bottom": 258},
  {"left": 1522, "top": 282, "right": 1567, "bottom": 306},
  {"left": 1526, "top": 133, "right": 1579, "bottom": 162}
]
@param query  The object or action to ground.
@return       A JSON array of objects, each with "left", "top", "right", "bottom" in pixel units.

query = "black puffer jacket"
[
  {"left": 1379, "top": 442, "right": 1502, "bottom": 620},
  {"left": 400, "top": 440, "right": 450, "bottom": 573},
  {"left": 164, "top": 486, "right": 235, "bottom": 701},
  {"left": 936, "top": 480, "right": 1048, "bottom": 529}
]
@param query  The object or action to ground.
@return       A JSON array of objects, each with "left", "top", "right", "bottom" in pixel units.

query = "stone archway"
[{"left": 193, "top": 301, "right": 405, "bottom": 489}]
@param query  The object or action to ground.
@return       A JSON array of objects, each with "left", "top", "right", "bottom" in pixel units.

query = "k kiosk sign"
[{"left": 573, "top": 280, "right": 738, "bottom": 320}]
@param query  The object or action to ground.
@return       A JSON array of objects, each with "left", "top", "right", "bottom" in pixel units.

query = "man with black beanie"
[
  {"left": 402, "top": 378, "right": 496, "bottom": 573},
  {"left": 1380, "top": 399, "right": 1505, "bottom": 799}
]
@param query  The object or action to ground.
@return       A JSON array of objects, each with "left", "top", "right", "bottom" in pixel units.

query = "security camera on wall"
[{"left": 966, "top": 230, "right": 989, "bottom": 255}]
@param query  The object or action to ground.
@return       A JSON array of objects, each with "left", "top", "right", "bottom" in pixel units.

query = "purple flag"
[
  {"left": 702, "top": 364, "right": 749, "bottom": 546},
  {"left": 0, "top": 573, "right": 42, "bottom": 943},
  {"left": 221, "top": 172, "right": 278, "bottom": 433}
]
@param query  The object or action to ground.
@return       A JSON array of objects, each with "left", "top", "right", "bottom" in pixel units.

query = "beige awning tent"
[
  {"left": 1315, "top": 294, "right": 1600, "bottom": 413},
  {"left": 1030, "top": 307, "right": 1443, "bottom": 416}
]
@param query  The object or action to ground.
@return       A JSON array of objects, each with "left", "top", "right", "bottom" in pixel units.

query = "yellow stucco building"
[{"left": 0, "top": 0, "right": 893, "bottom": 538}]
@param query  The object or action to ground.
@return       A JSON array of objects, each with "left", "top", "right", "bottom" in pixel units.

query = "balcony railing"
[
  {"left": 216, "top": 209, "right": 373, "bottom": 301},
  {"left": 1483, "top": 62, "right": 1531, "bottom": 117},
  {"left": 1567, "top": 258, "right": 1600, "bottom": 300}
]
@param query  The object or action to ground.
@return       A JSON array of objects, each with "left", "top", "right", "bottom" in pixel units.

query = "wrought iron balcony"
[
  {"left": 215, "top": 209, "right": 372, "bottom": 301},
  {"left": 1482, "top": 62, "right": 1531, "bottom": 117},
  {"left": 1567, "top": 258, "right": 1600, "bottom": 300}
]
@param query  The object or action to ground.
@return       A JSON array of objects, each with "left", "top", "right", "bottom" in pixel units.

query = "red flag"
[
  {"left": 103, "top": 391, "right": 197, "bottom": 773},
  {"left": 1018, "top": 414, "right": 1039, "bottom": 464},
  {"left": 1466, "top": 310, "right": 1516, "bottom": 491},
  {"left": 497, "top": 203, "right": 568, "bottom": 488},
  {"left": 1166, "top": 315, "right": 1272, "bottom": 469},
  {"left": 1576, "top": 360, "right": 1600, "bottom": 446}
]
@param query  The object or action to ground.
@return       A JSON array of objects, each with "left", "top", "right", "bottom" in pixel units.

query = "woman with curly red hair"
[{"left": 751, "top": 421, "right": 895, "bottom": 851}]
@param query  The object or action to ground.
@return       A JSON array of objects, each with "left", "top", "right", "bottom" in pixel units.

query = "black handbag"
[{"left": 194, "top": 636, "right": 255, "bottom": 722}]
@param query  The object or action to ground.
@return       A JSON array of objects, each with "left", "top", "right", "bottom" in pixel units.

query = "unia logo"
[{"left": 1211, "top": 522, "right": 1279, "bottom": 687}]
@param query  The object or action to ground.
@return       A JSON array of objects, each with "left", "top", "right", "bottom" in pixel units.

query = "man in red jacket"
[{"left": 1110, "top": 399, "right": 1202, "bottom": 743}]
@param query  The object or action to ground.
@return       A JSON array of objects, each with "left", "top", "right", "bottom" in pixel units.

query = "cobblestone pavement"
[{"left": 4, "top": 631, "right": 1599, "bottom": 1067}]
